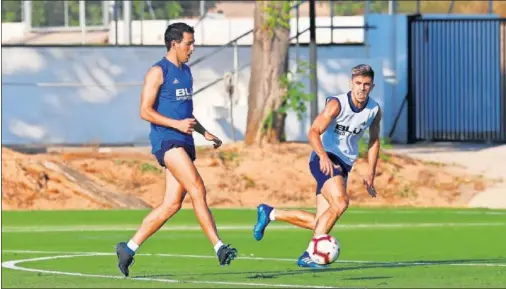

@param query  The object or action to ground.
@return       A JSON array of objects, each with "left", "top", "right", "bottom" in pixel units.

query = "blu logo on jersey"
[
  {"left": 176, "top": 88, "right": 192, "bottom": 100},
  {"left": 335, "top": 124, "right": 362, "bottom": 135}
]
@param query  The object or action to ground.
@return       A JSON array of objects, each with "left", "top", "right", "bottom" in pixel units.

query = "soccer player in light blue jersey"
[{"left": 253, "top": 64, "right": 382, "bottom": 268}]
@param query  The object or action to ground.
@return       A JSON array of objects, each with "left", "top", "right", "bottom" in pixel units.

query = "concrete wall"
[
  {"left": 1, "top": 22, "right": 27, "bottom": 43},
  {"left": 108, "top": 15, "right": 365, "bottom": 45},
  {"left": 2, "top": 14, "right": 408, "bottom": 146}
]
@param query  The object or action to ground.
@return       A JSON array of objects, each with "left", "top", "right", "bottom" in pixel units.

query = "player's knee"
[
  {"left": 167, "top": 200, "right": 183, "bottom": 212},
  {"left": 187, "top": 178, "right": 207, "bottom": 201},
  {"left": 309, "top": 219, "right": 317, "bottom": 230},
  {"left": 160, "top": 200, "right": 182, "bottom": 218},
  {"left": 339, "top": 197, "right": 349, "bottom": 213},
  {"left": 329, "top": 195, "right": 349, "bottom": 216}
]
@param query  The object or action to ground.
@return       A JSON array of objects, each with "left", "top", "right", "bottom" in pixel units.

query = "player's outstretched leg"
[
  {"left": 297, "top": 176, "right": 348, "bottom": 268},
  {"left": 164, "top": 147, "right": 238, "bottom": 266},
  {"left": 115, "top": 165, "right": 187, "bottom": 277},
  {"left": 253, "top": 203, "right": 323, "bottom": 241},
  {"left": 253, "top": 193, "right": 330, "bottom": 241}
]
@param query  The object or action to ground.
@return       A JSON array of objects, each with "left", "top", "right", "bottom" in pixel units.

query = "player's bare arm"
[
  {"left": 308, "top": 99, "right": 341, "bottom": 176},
  {"left": 365, "top": 106, "right": 382, "bottom": 191},
  {"left": 139, "top": 66, "right": 196, "bottom": 134},
  {"left": 193, "top": 116, "right": 222, "bottom": 149}
]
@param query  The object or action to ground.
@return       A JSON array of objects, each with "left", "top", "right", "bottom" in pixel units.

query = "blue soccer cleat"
[
  {"left": 253, "top": 203, "right": 273, "bottom": 241},
  {"left": 296, "top": 251, "right": 329, "bottom": 269}
]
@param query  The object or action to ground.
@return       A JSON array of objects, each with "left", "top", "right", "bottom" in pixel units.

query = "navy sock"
[{"left": 124, "top": 244, "right": 135, "bottom": 256}]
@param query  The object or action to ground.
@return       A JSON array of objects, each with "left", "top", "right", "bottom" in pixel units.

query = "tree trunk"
[{"left": 245, "top": 1, "right": 291, "bottom": 146}]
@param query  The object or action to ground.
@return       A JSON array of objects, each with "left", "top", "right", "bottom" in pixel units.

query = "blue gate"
[{"left": 407, "top": 15, "right": 506, "bottom": 143}]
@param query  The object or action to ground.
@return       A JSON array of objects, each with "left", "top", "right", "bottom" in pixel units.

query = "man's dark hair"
[
  {"left": 164, "top": 22, "right": 194, "bottom": 51},
  {"left": 351, "top": 64, "right": 374, "bottom": 82}
]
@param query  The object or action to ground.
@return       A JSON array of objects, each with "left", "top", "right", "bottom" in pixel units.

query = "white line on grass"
[
  {"left": 3, "top": 250, "right": 506, "bottom": 268},
  {"left": 1, "top": 253, "right": 340, "bottom": 288},
  {"left": 2, "top": 222, "right": 505, "bottom": 233},
  {"left": 351, "top": 210, "right": 506, "bottom": 215}
]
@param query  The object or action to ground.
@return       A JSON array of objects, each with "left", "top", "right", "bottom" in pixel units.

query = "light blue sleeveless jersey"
[{"left": 320, "top": 92, "right": 380, "bottom": 166}]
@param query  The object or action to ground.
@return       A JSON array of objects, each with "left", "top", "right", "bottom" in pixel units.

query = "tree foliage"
[
  {"left": 262, "top": 60, "right": 315, "bottom": 140},
  {"left": 1, "top": 0, "right": 22, "bottom": 22}
]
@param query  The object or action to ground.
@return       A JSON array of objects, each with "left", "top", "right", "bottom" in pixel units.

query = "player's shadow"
[
  {"left": 342, "top": 276, "right": 392, "bottom": 281},
  {"left": 132, "top": 257, "right": 506, "bottom": 280}
]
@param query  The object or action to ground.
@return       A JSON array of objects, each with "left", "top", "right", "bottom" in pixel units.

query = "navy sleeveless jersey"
[{"left": 149, "top": 57, "right": 194, "bottom": 153}]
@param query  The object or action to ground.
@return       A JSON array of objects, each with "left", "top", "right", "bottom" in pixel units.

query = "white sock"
[
  {"left": 306, "top": 239, "right": 314, "bottom": 253},
  {"left": 214, "top": 240, "right": 224, "bottom": 254},
  {"left": 269, "top": 209, "right": 276, "bottom": 221},
  {"left": 127, "top": 240, "right": 139, "bottom": 253}
]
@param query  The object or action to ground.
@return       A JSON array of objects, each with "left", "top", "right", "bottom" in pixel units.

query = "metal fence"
[
  {"left": 1, "top": 0, "right": 216, "bottom": 30},
  {"left": 2, "top": 0, "right": 499, "bottom": 32},
  {"left": 408, "top": 16, "right": 506, "bottom": 143}
]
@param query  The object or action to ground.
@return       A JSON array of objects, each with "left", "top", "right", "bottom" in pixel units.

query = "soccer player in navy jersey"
[{"left": 115, "top": 23, "right": 237, "bottom": 277}]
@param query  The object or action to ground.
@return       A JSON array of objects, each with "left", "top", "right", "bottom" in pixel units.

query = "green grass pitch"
[{"left": 2, "top": 207, "right": 506, "bottom": 288}]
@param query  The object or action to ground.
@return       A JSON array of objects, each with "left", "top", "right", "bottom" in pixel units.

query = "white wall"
[
  {"left": 109, "top": 16, "right": 365, "bottom": 45},
  {"left": 1, "top": 14, "right": 408, "bottom": 146},
  {"left": 1, "top": 22, "right": 27, "bottom": 43}
]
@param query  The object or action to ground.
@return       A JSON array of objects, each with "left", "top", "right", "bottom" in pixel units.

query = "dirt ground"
[{"left": 1, "top": 142, "right": 496, "bottom": 211}]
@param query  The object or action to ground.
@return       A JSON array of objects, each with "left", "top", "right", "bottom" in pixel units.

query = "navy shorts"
[
  {"left": 153, "top": 140, "right": 196, "bottom": 168},
  {"left": 309, "top": 151, "right": 351, "bottom": 195}
]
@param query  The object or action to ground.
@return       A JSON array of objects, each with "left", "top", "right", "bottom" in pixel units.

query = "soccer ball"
[{"left": 308, "top": 234, "right": 341, "bottom": 265}]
